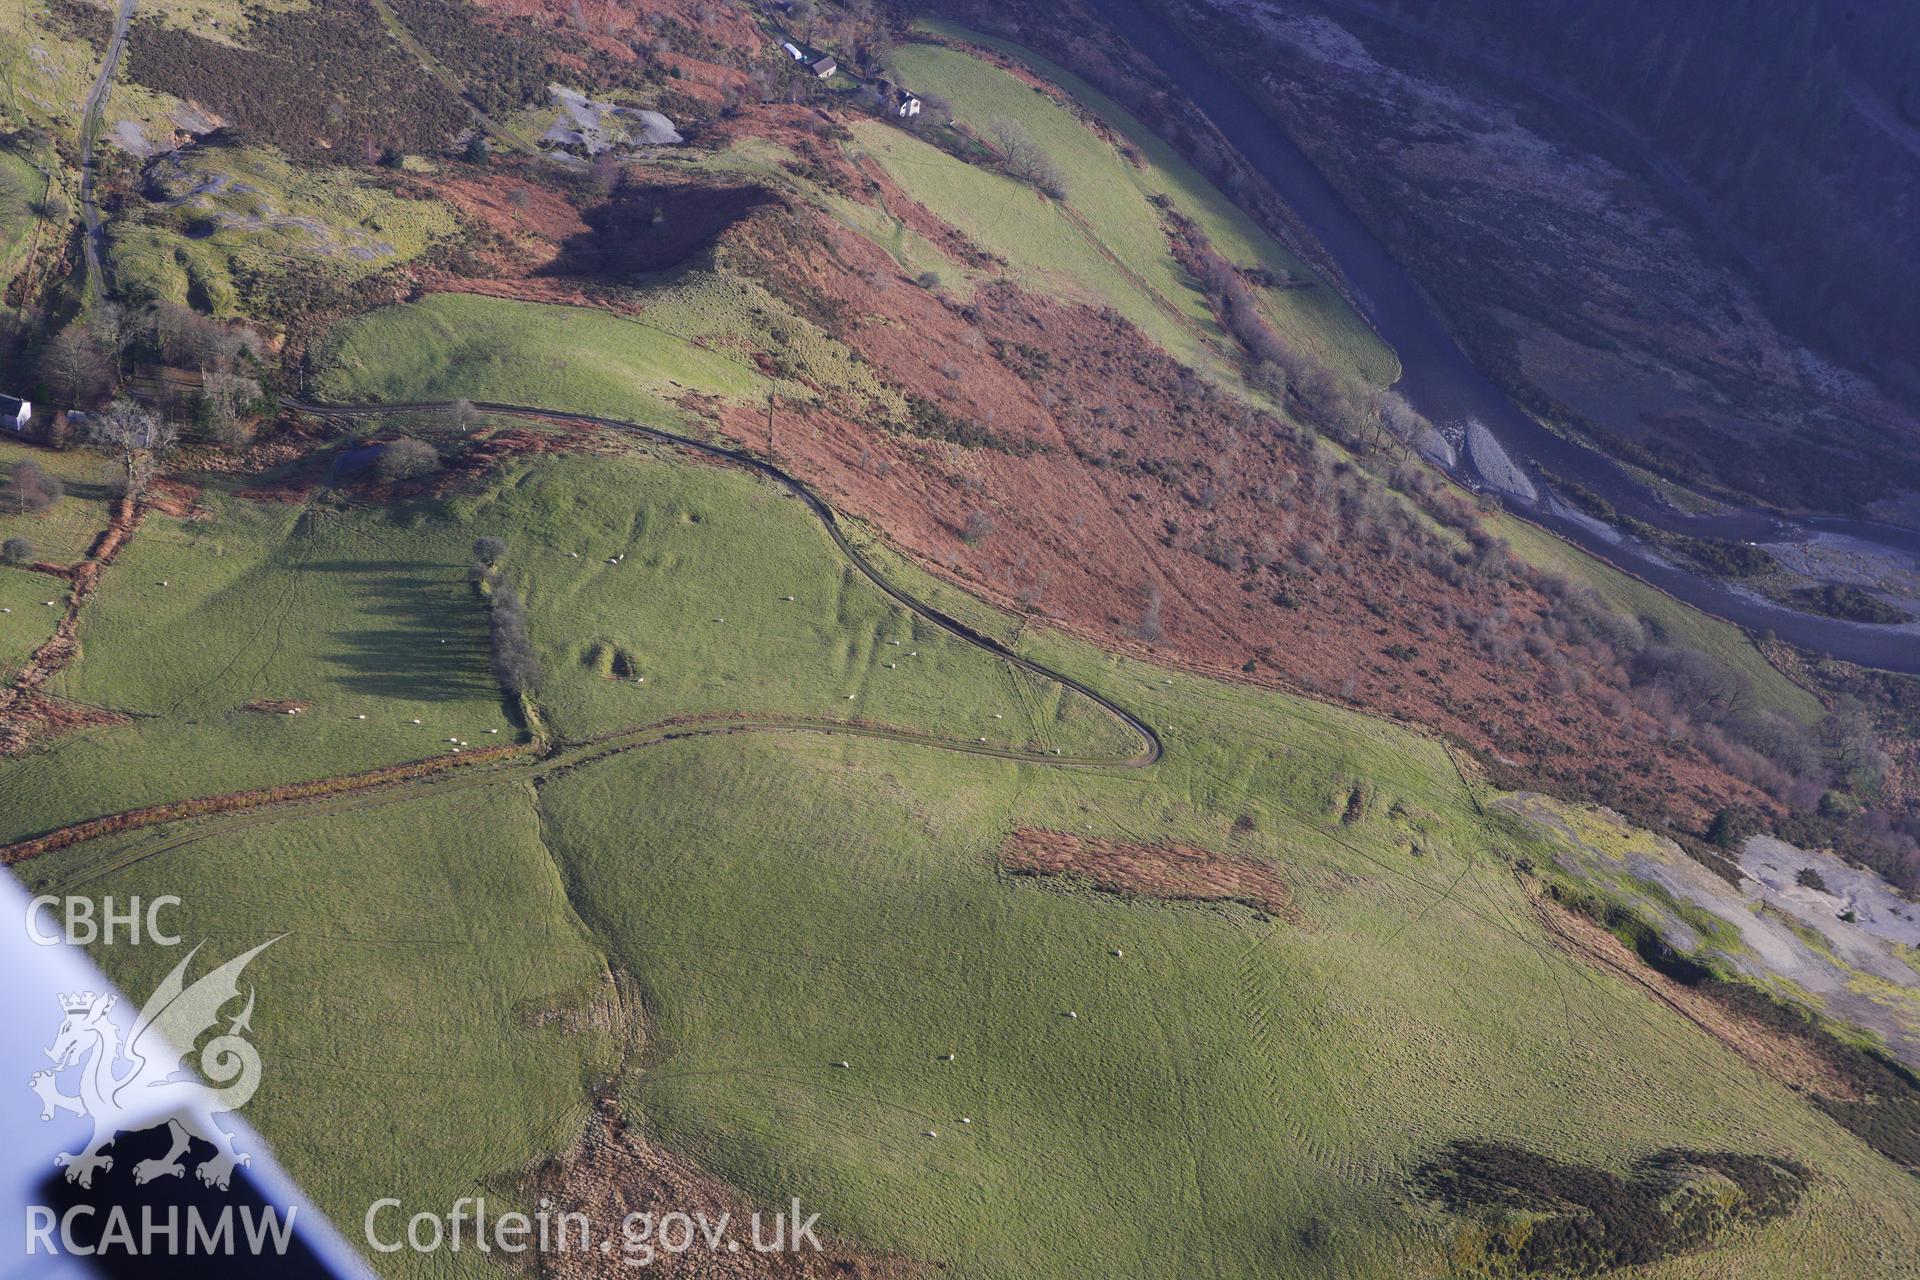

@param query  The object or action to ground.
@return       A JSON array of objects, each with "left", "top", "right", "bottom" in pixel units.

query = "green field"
[
  {"left": 18, "top": 539, "right": 1920, "bottom": 1276},
  {"left": 1490, "top": 510, "right": 1823, "bottom": 722},
  {"left": 320, "top": 293, "right": 765, "bottom": 429},
  {"left": 0, "top": 147, "right": 45, "bottom": 280},
  {"left": 0, "top": 437, "right": 118, "bottom": 564},
  {"left": 0, "top": 442, "right": 1131, "bottom": 845},
  {"left": 0, "top": 565, "right": 64, "bottom": 670},
  {"left": 865, "top": 34, "right": 1395, "bottom": 388}
]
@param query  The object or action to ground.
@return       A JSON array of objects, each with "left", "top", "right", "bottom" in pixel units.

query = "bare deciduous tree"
[
  {"left": 990, "top": 117, "right": 1067, "bottom": 198},
  {"left": 197, "top": 369, "right": 263, "bottom": 446},
  {"left": 2, "top": 459, "right": 62, "bottom": 514},
  {"left": 376, "top": 437, "right": 439, "bottom": 483},
  {"left": 38, "top": 326, "right": 110, "bottom": 406},
  {"left": 88, "top": 398, "right": 175, "bottom": 497}
]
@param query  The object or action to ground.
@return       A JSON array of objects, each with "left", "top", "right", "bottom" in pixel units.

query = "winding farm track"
[
  {"left": 287, "top": 398, "right": 1164, "bottom": 766},
  {"left": 6, "top": 399, "right": 1161, "bottom": 882}
]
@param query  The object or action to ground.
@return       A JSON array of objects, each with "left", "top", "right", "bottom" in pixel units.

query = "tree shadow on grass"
[{"left": 301, "top": 558, "right": 495, "bottom": 703}]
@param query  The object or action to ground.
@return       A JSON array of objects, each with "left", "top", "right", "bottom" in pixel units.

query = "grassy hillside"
[
  {"left": 319, "top": 293, "right": 764, "bottom": 429},
  {"left": 18, "top": 525, "right": 1920, "bottom": 1275},
  {"left": 0, "top": 442, "right": 1131, "bottom": 845},
  {"left": 893, "top": 28, "right": 1395, "bottom": 387},
  {"left": 0, "top": 147, "right": 46, "bottom": 280},
  {"left": 17, "top": 781, "right": 618, "bottom": 1280}
]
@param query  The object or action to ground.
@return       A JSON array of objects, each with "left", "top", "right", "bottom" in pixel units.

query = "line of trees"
[
  {"left": 472, "top": 537, "right": 540, "bottom": 697},
  {"left": 989, "top": 117, "right": 1067, "bottom": 198}
]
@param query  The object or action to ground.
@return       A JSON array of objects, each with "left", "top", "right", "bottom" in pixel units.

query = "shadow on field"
[{"left": 301, "top": 558, "right": 493, "bottom": 702}]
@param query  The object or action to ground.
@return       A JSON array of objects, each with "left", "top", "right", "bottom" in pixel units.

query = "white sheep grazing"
[
  {"left": 834, "top": 1060, "right": 851, "bottom": 1069},
  {"left": 411, "top": 719, "right": 422, "bottom": 725},
  {"left": 939, "top": 1053, "right": 956, "bottom": 1061},
  {"left": 1111, "top": 949, "right": 1124, "bottom": 958},
  {"left": 355, "top": 714, "right": 367, "bottom": 720},
  {"left": 1066, "top": 1010, "right": 1078, "bottom": 1019},
  {"left": 488, "top": 728, "right": 499, "bottom": 733},
  {"left": 960, "top": 1117, "right": 972, "bottom": 1125},
  {"left": 924, "top": 1130, "right": 938, "bottom": 1139}
]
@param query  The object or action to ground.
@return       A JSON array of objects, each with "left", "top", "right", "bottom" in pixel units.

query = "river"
[{"left": 1086, "top": 0, "right": 1920, "bottom": 673}]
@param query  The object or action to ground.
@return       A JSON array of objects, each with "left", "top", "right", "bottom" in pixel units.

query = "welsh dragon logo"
[{"left": 28, "top": 939, "right": 278, "bottom": 1191}]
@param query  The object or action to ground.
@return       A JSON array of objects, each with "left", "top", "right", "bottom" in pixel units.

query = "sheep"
[
  {"left": 1110, "top": 949, "right": 1123, "bottom": 958},
  {"left": 782, "top": 595, "right": 795, "bottom": 601},
  {"left": 1065, "top": 1010, "right": 1079, "bottom": 1019},
  {"left": 834, "top": 1060, "right": 851, "bottom": 1069},
  {"left": 846, "top": 693, "right": 856, "bottom": 700},
  {"left": 488, "top": 728, "right": 499, "bottom": 733},
  {"left": 924, "top": 1130, "right": 939, "bottom": 1139},
  {"left": 411, "top": 719, "right": 422, "bottom": 725},
  {"left": 959, "top": 1117, "right": 972, "bottom": 1125},
  {"left": 939, "top": 1053, "right": 956, "bottom": 1062},
  {"left": 355, "top": 714, "right": 367, "bottom": 720}
]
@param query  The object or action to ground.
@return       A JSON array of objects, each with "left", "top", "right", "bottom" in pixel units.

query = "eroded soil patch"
[
  {"left": 521, "top": 1096, "right": 924, "bottom": 1278},
  {"left": 999, "top": 826, "right": 1294, "bottom": 918}
]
